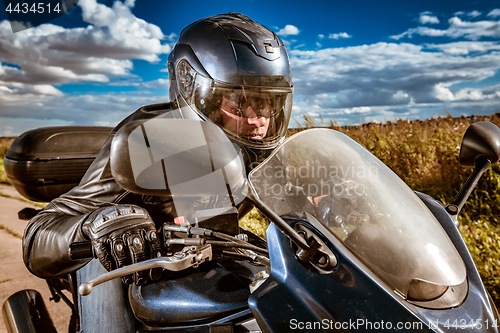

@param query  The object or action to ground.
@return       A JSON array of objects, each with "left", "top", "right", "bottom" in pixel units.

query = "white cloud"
[
  {"left": 27, "top": 84, "right": 64, "bottom": 96},
  {"left": 393, "top": 91, "right": 409, "bottom": 100},
  {"left": 318, "top": 34, "right": 324, "bottom": 39},
  {"left": 488, "top": 9, "right": 500, "bottom": 18},
  {"left": 425, "top": 41, "right": 500, "bottom": 55},
  {"left": 0, "top": 0, "right": 172, "bottom": 100},
  {"left": 141, "top": 78, "right": 169, "bottom": 89},
  {"left": 288, "top": 29, "right": 500, "bottom": 126},
  {"left": 0, "top": 117, "right": 74, "bottom": 136},
  {"left": 467, "top": 10, "right": 482, "bottom": 18},
  {"left": 0, "top": 91, "right": 168, "bottom": 134},
  {"left": 289, "top": 41, "right": 500, "bottom": 112},
  {"left": 392, "top": 16, "right": 500, "bottom": 40},
  {"left": 276, "top": 25, "right": 300, "bottom": 37},
  {"left": 78, "top": 0, "right": 170, "bottom": 61},
  {"left": 164, "top": 33, "right": 178, "bottom": 41},
  {"left": 434, "top": 85, "right": 454, "bottom": 101},
  {"left": 429, "top": 85, "right": 493, "bottom": 102},
  {"left": 329, "top": 32, "right": 352, "bottom": 39},
  {"left": 290, "top": 29, "right": 500, "bottom": 125},
  {"left": 342, "top": 106, "right": 372, "bottom": 114},
  {"left": 419, "top": 13, "right": 440, "bottom": 24},
  {"left": 454, "top": 88, "right": 487, "bottom": 101}
]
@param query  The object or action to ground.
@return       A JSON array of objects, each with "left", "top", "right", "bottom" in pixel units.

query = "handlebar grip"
[{"left": 69, "top": 241, "right": 93, "bottom": 260}]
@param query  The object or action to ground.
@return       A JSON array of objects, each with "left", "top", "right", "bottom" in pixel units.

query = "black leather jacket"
[{"left": 22, "top": 103, "right": 178, "bottom": 278}]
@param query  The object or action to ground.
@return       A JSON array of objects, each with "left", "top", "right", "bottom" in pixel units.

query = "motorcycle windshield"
[{"left": 248, "top": 128, "right": 466, "bottom": 299}]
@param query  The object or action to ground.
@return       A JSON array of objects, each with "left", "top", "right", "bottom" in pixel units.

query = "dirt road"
[{"left": 0, "top": 184, "right": 71, "bottom": 333}]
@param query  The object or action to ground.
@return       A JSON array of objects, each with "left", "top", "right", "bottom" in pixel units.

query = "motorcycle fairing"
[
  {"left": 249, "top": 210, "right": 499, "bottom": 332},
  {"left": 416, "top": 193, "right": 500, "bottom": 331},
  {"left": 249, "top": 218, "right": 434, "bottom": 333}
]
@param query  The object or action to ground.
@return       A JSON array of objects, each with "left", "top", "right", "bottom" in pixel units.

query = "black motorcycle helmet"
[{"left": 167, "top": 13, "right": 294, "bottom": 168}]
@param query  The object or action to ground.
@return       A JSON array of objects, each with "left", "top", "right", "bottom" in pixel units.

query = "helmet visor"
[{"left": 177, "top": 60, "right": 293, "bottom": 147}]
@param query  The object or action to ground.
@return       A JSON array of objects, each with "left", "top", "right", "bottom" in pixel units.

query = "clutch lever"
[{"left": 78, "top": 244, "right": 212, "bottom": 296}]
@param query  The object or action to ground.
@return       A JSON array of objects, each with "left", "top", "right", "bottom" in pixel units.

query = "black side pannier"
[{"left": 4, "top": 126, "right": 112, "bottom": 202}]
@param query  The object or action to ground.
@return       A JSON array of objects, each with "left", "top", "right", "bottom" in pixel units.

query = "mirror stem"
[
  {"left": 247, "top": 191, "right": 318, "bottom": 259},
  {"left": 447, "top": 156, "right": 492, "bottom": 216}
]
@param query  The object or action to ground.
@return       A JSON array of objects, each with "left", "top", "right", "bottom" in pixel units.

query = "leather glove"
[{"left": 82, "top": 204, "right": 162, "bottom": 285}]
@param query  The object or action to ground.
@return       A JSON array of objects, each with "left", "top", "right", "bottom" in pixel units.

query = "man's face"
[{"left": 220, "top": 91, "right": 271, "bottom": 140}]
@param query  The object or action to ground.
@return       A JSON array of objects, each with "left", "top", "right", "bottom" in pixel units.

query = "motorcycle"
[{"left": 3, "top": 113, "right": 500, "bottom": 332}]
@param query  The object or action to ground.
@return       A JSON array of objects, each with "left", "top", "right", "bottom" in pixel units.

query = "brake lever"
[{"left": 78, "top": 244, "right": 212, "bottom": 296}]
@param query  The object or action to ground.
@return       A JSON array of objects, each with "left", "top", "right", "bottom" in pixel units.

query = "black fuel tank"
[{"left": 129, "top": 261, "right": 252, "bottom": 326}]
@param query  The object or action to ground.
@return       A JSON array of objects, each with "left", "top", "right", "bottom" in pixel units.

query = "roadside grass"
[
  {"left": 240, "top": 208, "right": 268, "bottom": 239},
  {"left": 0, "top": 137, "right": 14, "bottom": 185},
  {"left": 0, "top": 158, "right": 8, "bottom": 185},
  {"left": 0, "top": 224, "right": 23, "bottom": 239}
]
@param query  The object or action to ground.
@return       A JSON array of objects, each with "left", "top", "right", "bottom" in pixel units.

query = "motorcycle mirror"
[
  {"left": 110, "top": 116, "right": 318, "bottom": 260},
  {"left": 110, "top": 118, "right": 248, "bottom": 199},
  {"left": 459, "top": 121, "right": 500, "bottom": 168},
  {"left": 447, "top": 121, "right": 500, "bottom": 216}
]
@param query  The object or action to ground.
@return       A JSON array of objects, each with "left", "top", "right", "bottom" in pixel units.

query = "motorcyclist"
[{"left": 22, "top": 13, "right": 293, "bottom": 332}]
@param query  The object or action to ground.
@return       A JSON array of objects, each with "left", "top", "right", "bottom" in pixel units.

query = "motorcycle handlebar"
[{"left": 69, "top": 241, "right": 93, "bottom": 260}]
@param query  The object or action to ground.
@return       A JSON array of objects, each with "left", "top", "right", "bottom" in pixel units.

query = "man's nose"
[
  {"left": 246, "top": 116, "right": 261, "bottom": 125},
  {"left": 242, "top": 107, "right": 264, "bottom": 125}
]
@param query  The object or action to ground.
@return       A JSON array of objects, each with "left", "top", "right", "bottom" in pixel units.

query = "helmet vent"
[{"left": 264, "top": 43, "right": 274, "bottom": 53}]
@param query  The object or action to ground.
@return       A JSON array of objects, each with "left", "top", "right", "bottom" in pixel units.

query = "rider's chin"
[{"left": 245, "top": 133, "right": 263, "bottom": 140}]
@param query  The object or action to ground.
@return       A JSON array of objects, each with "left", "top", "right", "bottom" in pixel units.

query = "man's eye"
[{"left": 227, "top": 107, "right": 243, "bottom": 116}]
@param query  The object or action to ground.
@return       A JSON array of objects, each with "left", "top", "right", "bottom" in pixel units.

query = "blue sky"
[{"left": 1, "top": 0, "right": 500, "bottom": 135}]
